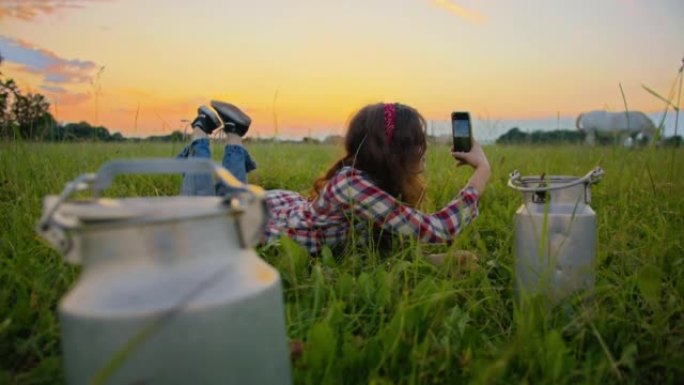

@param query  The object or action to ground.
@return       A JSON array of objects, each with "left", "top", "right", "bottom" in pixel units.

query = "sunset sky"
[{"left": 1, "top": 0, "right": 682, "bottom": 140}]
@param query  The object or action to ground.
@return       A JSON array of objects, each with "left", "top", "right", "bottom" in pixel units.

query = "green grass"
[{"left": 1, "top": 141, "right": 683, "bottom": 384}]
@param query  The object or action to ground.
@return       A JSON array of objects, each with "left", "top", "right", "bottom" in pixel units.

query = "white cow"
[{"left": 575, "top": 110, "right": 656, "bottom": 145}]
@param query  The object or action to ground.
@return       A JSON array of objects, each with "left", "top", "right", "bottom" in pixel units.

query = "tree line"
[{"left": 496, "top": 127, "right": 681, "bottom": 146}]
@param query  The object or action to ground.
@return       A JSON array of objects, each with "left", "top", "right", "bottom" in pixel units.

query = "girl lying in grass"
[{"left": 177, "top": 101, "right": 490, "bottom": 255}]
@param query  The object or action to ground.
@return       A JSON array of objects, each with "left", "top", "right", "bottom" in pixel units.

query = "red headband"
[{"left": 384, "top": 103, "right": 396, "bottom": 143}]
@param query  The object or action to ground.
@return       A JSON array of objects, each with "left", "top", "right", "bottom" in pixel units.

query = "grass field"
[{"left": 1, "top": 140, "right": 683, "bottom": 384}]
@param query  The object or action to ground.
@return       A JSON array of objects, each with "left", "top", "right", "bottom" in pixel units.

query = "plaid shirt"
[{"left": 263, "top": 166, "right": 480, "bottom": 254}]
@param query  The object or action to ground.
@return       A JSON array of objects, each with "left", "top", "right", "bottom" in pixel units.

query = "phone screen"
[{"left": 452, "top": 119, "right": 470, "bottom": 138}]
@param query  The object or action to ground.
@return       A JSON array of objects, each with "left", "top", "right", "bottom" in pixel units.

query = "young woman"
[{"left": 177, "top": 101, "right": 491, "bottom": 254}]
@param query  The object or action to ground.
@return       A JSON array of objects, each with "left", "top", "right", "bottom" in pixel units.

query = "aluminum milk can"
[
  {"left": 37, "top": 159, "right": 291, "bottom": 385},
  {"left": 508, "top": 167, "right": 604, "bottom": 304}
]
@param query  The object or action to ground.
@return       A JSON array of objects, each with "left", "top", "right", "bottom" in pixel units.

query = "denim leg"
[
  {"left": 177, "top": 138, "right": 214, "bottom": 196},
  {"left": 215, "top": 145, "right": 257, "bottom": 195}
]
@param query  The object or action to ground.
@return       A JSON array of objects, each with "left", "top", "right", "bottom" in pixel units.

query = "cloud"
[
  {"left": 39, "top": 85, "right": 91, "bottom": 106},
  {"left": 0, "top": 36, "right": 98, "bottom": 107},
  {"left": 39, "top": 84, "right": 68, "bottom": 93},
  {"left": 430, "top": 0, "right": 486, "bottom": 24},
  {"left": 0, "top": 35, "right": 100, "bottom": 84},
  {"left": 0, "top": 0, "right": 109, "bottom": 22}
]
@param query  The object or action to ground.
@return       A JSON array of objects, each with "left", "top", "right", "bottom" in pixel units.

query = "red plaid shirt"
[{"left": 263, "top": 166, "right": 480, "bottom": 254}]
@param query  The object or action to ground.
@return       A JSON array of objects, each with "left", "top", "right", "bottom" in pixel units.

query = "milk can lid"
[
  {"left": 51, "top": 196, "right": 232, "bottom": 224},
  {"left": 507, "top": 167, "right": 604, "bottom": 192}
]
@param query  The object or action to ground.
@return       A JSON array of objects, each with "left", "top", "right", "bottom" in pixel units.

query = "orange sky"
[{"left": 1, "top": 0, "right": 682, "bottom": 139}]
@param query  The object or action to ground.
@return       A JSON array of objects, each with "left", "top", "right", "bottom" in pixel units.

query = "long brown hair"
[{"left": 311, "top": 102, "right": 427, "bottom": 207}]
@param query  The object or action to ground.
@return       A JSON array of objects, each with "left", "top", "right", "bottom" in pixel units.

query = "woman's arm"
[
  {"left": 325, "top": 168, "right": 480, "bottom": 243},
  {"left": 465, "top": 163, "right": 491, "bottom": 196},
  {"left": 452, "top": 140, "right": 491, "bottom": 195}
]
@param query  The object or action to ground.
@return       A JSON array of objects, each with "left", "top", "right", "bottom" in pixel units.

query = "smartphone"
[{"left": 451, "top": 111, "right": 472, "bottom": 152}]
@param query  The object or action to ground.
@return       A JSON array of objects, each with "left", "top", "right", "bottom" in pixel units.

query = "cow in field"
[{"left": 575, "top": 110, "right": 656, "bottom": 145}]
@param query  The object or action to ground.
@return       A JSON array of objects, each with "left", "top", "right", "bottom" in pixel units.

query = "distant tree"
[
  {"left": 11, "top": 91, "right": 55, "bottom": 139},
  {"left": 145, "top": 130, "right": 185, "bottom": 142},
  {"left": 169, "top": 131, "right": 184, "bottom": 142},
  {"left": 660, "top": 135, "right": 682, "bottom": 147},
  {"left": 52, "top": 121, "right": 121, "bottom": 142},
  {"left": 0, "top": 52, "right": 19, "bottom": 137},
  {"left": 91, "top": 125, "right": 111, "bottom": 141},
  {"left": 496, "top": 127, "right": 585, "bottom": 145},
  {"left": 323, "top": 135, "right": 344, "bottom": 145},
  {"left": 0, "top": 50, "right": 56, "bottom": 140},
  {"left": 496, "top": 127, "right": 528, "bottom": 144},
  {"left": 0, "top": 78, "right": 18, "bottom": 137},
  {"left": 302, "top": 136, "right": 319, "bottom": 144}
]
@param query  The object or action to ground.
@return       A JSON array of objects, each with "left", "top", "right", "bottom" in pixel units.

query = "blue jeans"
[{"left": 176, "top": 138, "right": 257, "bottom": 196}]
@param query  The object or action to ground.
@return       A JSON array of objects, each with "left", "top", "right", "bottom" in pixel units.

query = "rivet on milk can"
[
  {"left": 507, "top": 167, "right": 604, "bottom": 304},
  {"left": 36, "top": 159, "right": 292, "bottom": 385}
]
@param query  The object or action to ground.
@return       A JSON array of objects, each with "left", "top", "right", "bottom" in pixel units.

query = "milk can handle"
[
  {"left": 507, "top": 166, "right": 604, "bottom": 192},
  {"left": 39, "top": 158, "right": 264, "bottom": 227},
  {"left": 37, "top": 159, "right": 266, "bottom": 256}
]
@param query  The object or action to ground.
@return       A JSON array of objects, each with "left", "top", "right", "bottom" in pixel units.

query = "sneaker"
[
  {"left": 211, "top": 100, "right": 251, "bottom": 136},
  {"left": 191, "top": 105, "right": 222, "bottom": 134}
]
